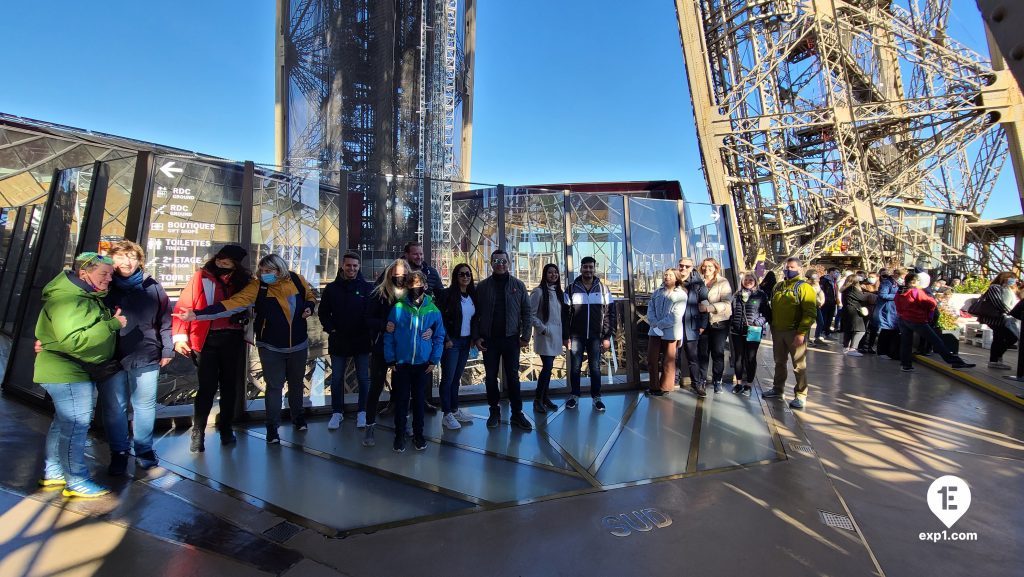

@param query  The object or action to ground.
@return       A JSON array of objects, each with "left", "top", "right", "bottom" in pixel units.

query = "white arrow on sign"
[{"left": 159, "top": 162, "right": 183, "bottom": 178}]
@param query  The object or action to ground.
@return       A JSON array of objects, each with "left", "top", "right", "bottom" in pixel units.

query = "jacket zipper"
[{"left": 411, "top": 305, "right": 420, "bottom": 362}]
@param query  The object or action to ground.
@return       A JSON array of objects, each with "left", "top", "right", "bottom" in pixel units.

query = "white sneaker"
[
  {"left": 453, "top": 408, "right": 474, "bottom": 423},
  {"left": 356, "top": 411, "right": 367, "bottom": 429},
  {"left": 442, "top": 413, "right": 462, "bottom": 430},
  {"left": 845, "top": 350, "right": 864, "bottom": 357},
  {"left": 988, "top": 361, "right": 1013, "bottom": 370},
  {"left": 328, "top": 413, "right": 343, "bottom": 430}
]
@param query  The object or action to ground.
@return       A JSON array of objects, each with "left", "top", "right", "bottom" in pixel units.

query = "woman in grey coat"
[
  {"left": 530, "top": 264, "right": 569, "bottom": 413},
  {"left": 647, "top": 269, "right": 686, "bottom": 396}
]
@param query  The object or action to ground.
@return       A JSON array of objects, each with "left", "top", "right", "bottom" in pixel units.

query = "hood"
[{"left": 42, "top": 270, "right": 105, "bottom": 301}]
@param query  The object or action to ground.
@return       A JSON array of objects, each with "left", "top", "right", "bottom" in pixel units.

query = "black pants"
[
  {"left": 861, "top": 325, "right": 879, "bottom": 351},
  {"left": 193, "top": 330, "right": 245, "bottom": 432},
  {"left": 730, "top": 333, "right": 761, "bottom": 383},
  {"left": 365, "top": 349, "right": 390, "bottom": 426},
  {"left": 989, "top": 321, "right": 1019, "bottom": 363},
  {"left": 483, "top": 335, "right": 523, "bottom": 413},
  {"left": 537, "top": 355, "right": 555, "bottom": 401},
  {"left": 393, "top": 364, "right": 429, "bottom": 438},
  {"left": 877, "top": 328, "right": 900, "bottom": 359},
  {"left": 676, "top": 338, "right": 703, "bottom": 386},
  {"left": 698, "top": 326, "right": 729, "bottom": 383},
  {"left": 820, "top": 304, "right": 837, "bottom": 336}
]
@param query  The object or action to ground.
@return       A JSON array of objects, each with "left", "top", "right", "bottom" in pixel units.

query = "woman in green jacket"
[{"left": 36, "top": 252, "right": 127, "bottom": 498}]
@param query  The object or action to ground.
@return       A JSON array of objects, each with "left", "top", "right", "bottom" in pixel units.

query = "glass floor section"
[{"left": 150, "top": 389, "right": 784, "bottom": 535}]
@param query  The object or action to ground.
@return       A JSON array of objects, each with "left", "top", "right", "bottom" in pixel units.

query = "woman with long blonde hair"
[
  {"left": 362, "top": 258, "right": 410, "bottom": 446},
  {"left": 698, "top": 257, "right": 733, "bottom": 393},
  {"left": 646, "top": 268, "right": 686, "bottom": 395}
]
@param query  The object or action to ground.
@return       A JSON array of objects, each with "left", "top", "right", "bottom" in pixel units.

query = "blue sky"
[{"left": 0, "top": 0, "right": 1019, "bottom": 218}]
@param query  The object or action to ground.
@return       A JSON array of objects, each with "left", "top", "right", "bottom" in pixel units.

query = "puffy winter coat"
[
  {"left": 729, "top": 288, "right": 770, "bottom": 336},
  {"left": 770, "top": 277, "right": 817, "bottom": 334},
  {"left": 703, "top": 276, "right": 733, "bottom": 327},
  {"left": 319, "top": 273, "right": 374, "bottom": 356},
  {"left": 648, "top": 286, "right": 686, "bottom": 341},
  {"left": 35, "top": 272, "right": 121, "bottom": 383},
  {"left": 565, "top": 276, "right": 616, "bottom": 340},
  {"left": 384, "top": 295, "right": 446, "bottom": 366}
]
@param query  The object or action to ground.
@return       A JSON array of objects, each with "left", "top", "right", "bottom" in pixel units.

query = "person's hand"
[
  {"left": 113, "top": 307, "right": 127, "bottom": 329},
  {"left": 699, "top": 328, "right": 705, "bottom": 335},
  {"left": 422, "top": 328, "right": 433, "bottom": 340},
  {"left": 793, "top": 333, "right": 806, "bottom": 348},
  {"left": 601, "top": 339, "right": 610, "bottom": 352},
  {"left": 425, "top": 364, "right": 434, "bottom": 374},
  {"left": 444, "top": 339, "right": 453, "bottom": 349},
  {"left": 173, "top": 309, "right": 197, "bottom": 322},
  {"left": 519, "top": 339, "right": 529, "bottom": 349},
  {"left": 160, "top": 357, "right": 173, "bottom": 367},
  {"left": 33, "top": 340, "right": 42, "bottom": 354},
  {"left": 475, "top": 338, "right": 487, "bottom": 352},
  {"left": 302, "top": 307, "right": 312, "bottom": 319},
  {"left": 563, "top": 339, "right": 570, "bottom": 349},
  {"left": 386, "top": 321, "right": 396, "bottom": 333},
  {"left": 174, "top": 341, "right": 192, "bottom": 356}
]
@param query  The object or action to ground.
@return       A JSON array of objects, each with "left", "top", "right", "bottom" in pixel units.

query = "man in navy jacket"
[
  {"left": 676, "top": 258, "right": 710, "bottom": 396},
  {"left": 564, "top": 256, "right": 616, "bottom": 411}
]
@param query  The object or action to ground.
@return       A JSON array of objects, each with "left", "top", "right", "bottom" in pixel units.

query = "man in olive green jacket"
[{"left": 765, "top": 257, "right": 818, "bottom": 409}]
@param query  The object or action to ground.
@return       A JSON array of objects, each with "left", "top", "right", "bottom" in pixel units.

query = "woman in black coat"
[{"left": 840, "top": 274, "right": 868, "bottom": 356}]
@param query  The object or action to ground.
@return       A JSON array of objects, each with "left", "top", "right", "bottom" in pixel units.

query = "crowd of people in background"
[{"left": 31, "top": 237, "right": 1022, "bottom": 497}]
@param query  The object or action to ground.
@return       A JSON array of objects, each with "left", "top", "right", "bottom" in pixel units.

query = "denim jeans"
[
  {"left": 482, "top": 335, "right": 523, "bottom": 413},
  {"left": 98, "top": 365, "right": 159, "bottom": 455},
  {"left": 258, "top": 347, "right": 308, "bottom": 430},
  {"left": 537, "top": 355, "right": 556, "bottom": 399},
  {"left": 329, "top": 354, "right": 370, "bottom": 412},
  {"left": 439, "top": 336, "right": 471, "bottom": 413},
  {"left": 569, "top": 336, "right": 603, "bottom": 398},
  {"left": 393, "top": 363, "right": 430, "bottom": 437},
  {"left": 42, "top": 381, "right": 97, "bottom": 485},
  {"left": 898, "top": 320, "right": 958, "bottom": 366}
]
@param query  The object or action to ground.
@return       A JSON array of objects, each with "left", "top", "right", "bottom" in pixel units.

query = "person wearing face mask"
[
  {"left": 729, "top": 272, "right": 770, "bottom": 397},
  {"left": 176, "top": 254, "right": 317, "bottom": 445},
  {"left": 172, "top": 244, "right": 252, "bottom": 452},
  {"left": 361, "top": 259, "right": 411, "bottom": 447},
  {"left": 858, "top": 272, "right": 881, "bottom": 354},
  {"left": 894, "top": 272, "right": 974, "bottom": 372},
  {"left": 35, "top": 252, "right": 127, "bottom": 498},
  {"left": 765, "top": 257, "right": 818, "bottom": 409},
  {"left": 96, "top": 240, "right": 173, "bottom": 476},
  {"left": 530, "top": 264, "right": 568, "bottom": 411},
  {"left": 818, "top": 268, "right": 841, "bottom": 342},
  {"left": 839, "top": 272, "right": 869, "bottom": 356},
  {"left": 873, "top": 269, "right": 901, "bottom": 359},
  {"left": 384, "top": 271, "right": 445, "bottom": 452},
  {"left": 805, "top": 270, "right": 826, "bottom": 343},
  {"left": 975, "top": 272, "right": 1020, "bottom": 370}
]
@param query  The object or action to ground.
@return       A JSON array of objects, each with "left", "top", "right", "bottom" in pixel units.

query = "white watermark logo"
[{"left": 920, "top": 475, "right": 978, "bottom": 542}]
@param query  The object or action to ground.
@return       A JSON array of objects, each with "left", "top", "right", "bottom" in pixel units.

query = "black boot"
[
  {"left": 190, "top": 429, "right": 205, "bottom": 453},
  {"left": 220, "top": 430, "right": 237, "bottom": 445},
  {"left": 108, "top": 451, "right": 129, "bottom": 476},
  {"left": 542, "top": 394, "right": 558, "bottom": 410}
]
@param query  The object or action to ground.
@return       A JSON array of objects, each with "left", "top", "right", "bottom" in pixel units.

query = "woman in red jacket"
[
  {"left": 894, "top": 272, "right": 973, "bottom": 373},
  {"left": 172, "top": 245, "right": 252, "bottom": 452}
]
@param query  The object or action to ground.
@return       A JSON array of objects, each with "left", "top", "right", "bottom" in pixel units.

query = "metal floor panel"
[
  {"left": 595, "top": 393, "right": 698, "bottom": 485},
  {"left": 541, "top": 392, "right": 637, "bottom": 470},
  {"left": 151, "top": 430, "right": 474, "bottom": 532},
  {"left": 697, "top": 390, "right": 778, "bottom": 470}
]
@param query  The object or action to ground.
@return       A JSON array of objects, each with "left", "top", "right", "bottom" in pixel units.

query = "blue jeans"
[
  {"left": 899, "top": 320, "right": 958, "bottom": 366},
  {"left": 98, "top": 365, "right": 159, "bottom": 455},
  {"left": 569, "top": 337, "right": 603, "bottom": 398},
  {"left": 42, "top": 381, "right": 96, "bottom": 485},
  {"left": 258, "top": 347, "right": 308, "bottom": 430},
  {"left": 439, "top": 337, "right": 471, "bottom": 413},
  {"left": 537, "top": 355, "right": 555, "bottom": 400},
  {"left": 329, "top": 354, "right": 370, "bottom": 412},
  {"left": 393, "top": 363, "right": 429, "bottom": 437}
]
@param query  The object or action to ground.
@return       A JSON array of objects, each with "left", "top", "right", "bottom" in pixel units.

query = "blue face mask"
[
  {"left": 260, "top": 273, "right": 278, "bottom": 284},
  {"left": 1009, "top": 278, "right": 1018, "bottom": 287},
  {"left": 783, "top": 269, "right": 799, "bottom": 280}
]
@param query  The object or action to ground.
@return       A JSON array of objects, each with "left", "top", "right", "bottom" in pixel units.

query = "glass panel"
[
  {"left": 628, "top": 197, "right": 683, "bottom": 387},
  {"left": 0, "top": 206, "right": 34, "bottom": 333},
  {"left": 568, "top": 193, "right": 629, "bottom": 389},
  {"left": 683, "top": 203, "right": 734, "bottom": 280},
  {"left": 94, "top": 156, "right": 136, "bottom": 249}
]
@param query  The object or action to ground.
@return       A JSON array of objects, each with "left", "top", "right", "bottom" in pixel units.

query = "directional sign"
[{"left": 159, "top": 162, "right": 184, "bottom": 179}]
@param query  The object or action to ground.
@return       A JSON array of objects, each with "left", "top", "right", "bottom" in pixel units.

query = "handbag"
[
  {"left": 52, "top": 351, "right": 122, "bottom": 382},
  {"left": 967, "top": 290, "right": 1002, "bottom": 318},
  {"left": 746, "top": 326, "right": 763, "bottom": 342}
]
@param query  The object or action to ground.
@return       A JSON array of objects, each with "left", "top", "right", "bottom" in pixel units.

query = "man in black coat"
[
  {"left": 818, "top": 267, "right": 840, "bottom": 342},
  {"left": 319, "top": 251, "right": 374, "bottom": 429},
  {"left": 676, "top": 257, "right": 710, "bottom": 396}
]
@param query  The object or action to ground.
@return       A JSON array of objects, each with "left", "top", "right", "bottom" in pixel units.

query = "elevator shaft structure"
[{"left": 676, "top": 0, "right": 1024, "bottom": 274}]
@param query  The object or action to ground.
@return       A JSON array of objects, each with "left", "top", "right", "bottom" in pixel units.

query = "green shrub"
[{"left": 953, "top": 274, "right": 989, "bottom": 294}]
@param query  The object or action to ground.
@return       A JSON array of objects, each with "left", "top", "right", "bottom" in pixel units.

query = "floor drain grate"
[
  {"left": 819, "top": 510, "right": 856, "bottom": 532},
  {"left": 147, "top": 475, "right": 180, "bottom": 490},
  {"left": 263, "top": 521, "right": 303, "bottom": 543},
  {"left": 788, "top": 443, "right": 816, "bottom": 458}
]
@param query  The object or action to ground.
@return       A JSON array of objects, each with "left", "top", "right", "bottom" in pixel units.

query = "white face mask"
[{"left": 868, "top": 276, "right": 878, "bottom": 284}]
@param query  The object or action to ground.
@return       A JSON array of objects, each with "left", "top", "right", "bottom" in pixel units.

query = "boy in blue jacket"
[{"left": 384, "top": 271, "right": 446, "bottom": 452}]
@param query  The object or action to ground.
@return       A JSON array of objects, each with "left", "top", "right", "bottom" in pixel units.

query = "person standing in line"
[
  {"left": 437, "top": 263, "right": 479, "bottom": 429},
  {"left": 839, "top": 272, "right": 869, "bottom": 357},
  {"left": 976, "top": 272, "right": 1020, "bottom": 370},
  {"left": 36, "top": 252, "right": 126, "bottom": 497},
  {"left": 764, "top": 257, "right": 818, "bottom": 409},
  {"left": 318, "top": 251, "right": 373, "bottom": 430},
  {"left": 384, "top": 271, "right": 445, "bottom": 452},
  {"left": 818, "top": 267, "right": 840, "bottom": 343},
  {"left": 564, "top": 256, "right": 616, "bottom": 411},
  {"left": 176, "top": 254, "right": 317, "bottom": 445},
  {"left": 676, "top": 258, "right": 710, "bottom": 397},
  {"left": 646, "top": 269, "right": 685, "bottom": 396},
  {"left": 873, "top": 268, "right": 901, "bottom": 360},
  {"left": 697, "top": 257, "right": 733, "bottom": 393},
  {"left": 530, "top": 263, "right": 568, "bottom": 412},
  {"left": 895, "top": 272, "right": 975, "bottom": 373},
  {"left": 362, "top": 259, "right": 410, "bottom": 447},
  {"left": 806, "top": 270, "right": 826, "bottom": 344},
  {"left": 858, "top": 271, "right": 881, "bottom": 354},
  {"left": 98, "top": 240, "right": 173, "bottom": 475},
  {"left": 729, "top": 272, "right": 770, "bottom": 397},
  {"left": 173, "top": 244, "right": 252, "bottom": 453},
  {"left": 473, "top": 249, "right": 535, "bottom": 431}
]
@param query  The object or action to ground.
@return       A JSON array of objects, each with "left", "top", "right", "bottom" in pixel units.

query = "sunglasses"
[
  {"left": 457, "top": 271, "right": 473, "bottom": 278},
  {"left": 491, "top": 258, "right": 508, "bottom": 265},
  {"left": 678, "top": 264, "right": 693, "bottom": 269}
]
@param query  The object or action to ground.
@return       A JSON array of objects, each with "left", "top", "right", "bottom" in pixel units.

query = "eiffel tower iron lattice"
[{"left": 675, "top": 0, "right": 1024, "bottom": 274}]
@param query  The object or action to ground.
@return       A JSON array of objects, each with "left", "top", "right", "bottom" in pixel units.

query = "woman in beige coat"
[{"left": 698, "top": 258, "right": 733, "bottom": 393}]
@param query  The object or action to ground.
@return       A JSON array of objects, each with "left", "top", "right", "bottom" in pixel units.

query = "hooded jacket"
[
  {"left": 384, "top": 294, "right": 446, "bottom": 366},
  {"left": 564, "top": 275, "right": 616, "bottom": 340},
  {"left": 873, "top": 276, "right": 899, "bottom": 330},
  {"left": 172, "top": 267, "right": 246, "bottom": 352},
  {"left": 681, "top": 271, "right": 710, "bottom": 342},
  {"left": 194, "top": 273, "right": 317, "bottom": 352},
  {"left": 35, "top": 271, "right": 122, "bottom": 383},
  {"left": 319, "top": 273, "right": 374, "bottom": 356},
  {"left": 105, "top": 274, "right": 173, "bottom": 369}
]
